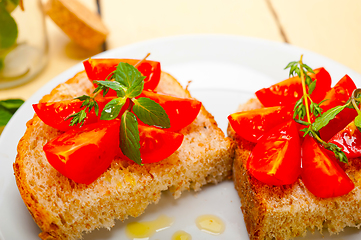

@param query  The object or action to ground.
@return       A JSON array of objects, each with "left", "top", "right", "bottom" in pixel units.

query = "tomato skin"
[
  {"left": 137, "top": 91, "right": 202, "bottom": 132},
  {"left": 255, "top": 67, "right": 331, "bottom": 107},
  {"left": 228, "top": 105, "right": 293, "bottom": 142},
  {"left": 33, "top": 98, "right": 114, "bottom": 132},
  {"left": 328, "top": 121, "right": 361, "bottom": 158},
  {"left": 321, "top": 75, "right": 356, "bottom": 110},
  {"left": 43, "top": 120, "right": 120, "bottom": 185},
  {"left": 247, "top": 120, "right": 301, "bottom": 185},
  {"left": 319, "top": 75, "right": 357, "bottom": 141},
  {"left": 301, "top": 135, "right": 354, "bottom": 198},
  {"left": 308, "top": 67, "right": 332, "bottom": 103},
  {"left": 117, "top": 125, "right": 184, "bottom": 164},
  {"left": 83, "top": 58, "right": 161, "bottom": 91}
]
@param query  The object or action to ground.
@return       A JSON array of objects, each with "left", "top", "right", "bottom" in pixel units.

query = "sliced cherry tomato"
[
  {"left": 137, "top": 91, "right": 202, "bottom": 132},
  {"left": 301, "top": 135, "right": 354, "bottom": 198},
  {"left": 43, "top": 120, "right": 120, "bottom": 185},
  {"left": 320, "top": 75, "right": 356, "bottom": 110},
  {"left": 247, "top": 120, "right": 301, "bottom": 185},
  {"left": 328, "top": 121, "right": 361, "bottom": 158},
  {"left": 228, "top": 104, "right": 293, "bottom": 142},
  {"left": 319, "top": 75, "right": 357, "bottom": 141},
  {"left": 255, "top": 67, "right": 331, "bottom": 107},
  {"left": 33, "top": 98, "right": 116, "bottom": 132},
  {"left": 83, "top": 58, "right": 161, "bottom": 91},
  {"left": 117, "top": 125, "right": 184, "bottom": 164},
  {"left": 308, "top": 67, "right": 332, "bottom": 103}
]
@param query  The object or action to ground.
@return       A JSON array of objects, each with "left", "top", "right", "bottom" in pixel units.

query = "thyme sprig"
[
  {"left": 286, "top": 55, "right": 348, "bottom": 163},
  {"left": 285, "top": 58, "right": 324, "bottom": 121},
  {"left": 66, "top": 95, "right": 99, "bottom": 127}
]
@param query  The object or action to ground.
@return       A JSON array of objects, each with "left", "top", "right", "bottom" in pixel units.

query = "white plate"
[{"left": 1, "top": 34, "right": 361, "bottom": 240}]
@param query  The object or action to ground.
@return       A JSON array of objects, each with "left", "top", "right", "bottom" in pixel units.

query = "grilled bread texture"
[
  {"left": 13, "top": 71, "right": 235, "bottom": 240},
  {"left": 228, "top": 98, "right": 361, "bottom": 240}
]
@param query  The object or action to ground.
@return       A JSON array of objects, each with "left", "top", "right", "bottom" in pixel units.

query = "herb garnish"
[
  {"left": 285, "top": 55, "right": 348, "bottom": 163},
  {"left": 285, "top": 58, "right": 324, "bottom": 122},
  {"left": 0, "top": 98, "right": 24, "bottom": 129},
  {"left": 0, "top": 0, "right": 20, "bottom": 71},
  {"left": 67, "top": 59, "right": 170, "bottom": 165}
]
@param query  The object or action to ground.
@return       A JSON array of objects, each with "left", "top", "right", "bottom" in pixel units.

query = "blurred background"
[{"left": 1, "top": 0, "right": 361, "bottom": 99}]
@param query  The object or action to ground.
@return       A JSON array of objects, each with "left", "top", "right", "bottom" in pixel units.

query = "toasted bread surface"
[
  {"left": 14, "top": 71, "right": 235, "bottom": 240},
  {"left": 228, "top": 98, "right": 361, "bottom": 240}
]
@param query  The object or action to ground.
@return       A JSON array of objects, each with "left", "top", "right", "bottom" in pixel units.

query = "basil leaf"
[
  {"left": 94, "top": 80, "right": 126, "bottom": 97},
  {"left": 114, "top": 62, "right": 143, "bottom": 89},
  {"left": 0, "top": 4, "right": 18, "bottom": 49},
  {"left": 100, "top": 97, "right": 126, "bottom": 120},
  {"left": 120, "top": 111, "right": 141, "bottom": 165},
  {"left": 0, "top": 98, "right": 23, "bottom": 126},
  {"left": 312, "top": 105, "right": 347, "bottom": 132},
  {"left": 126, "top": 75, "right": 145, "bottom": 98},
  {"left": 0, "top": 98, "right": 24, "bottom": 113},
  {"left": 0, "top": 106, "right": 13, "bottom": 126},
  {"left": 354, "top": 115, "right": 361, "bottom": 132},
  {"left": 133, "top": 97, "right": 170, "bottom": 128}
]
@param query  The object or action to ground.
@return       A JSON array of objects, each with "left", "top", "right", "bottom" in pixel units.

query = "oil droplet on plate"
[
  {"left": 172, "top": 230, "right": 192, "bottom": 240},
  {"left": 125, "top": 214, "right": 174, "bottom": 240},
  {"left": 195, "top": 214, "right": 225, "bottom": 235}
]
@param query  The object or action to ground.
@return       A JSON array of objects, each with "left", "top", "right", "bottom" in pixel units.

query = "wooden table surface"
[{"left": 1, "top": 0, "right": 361, "bottom": 100}]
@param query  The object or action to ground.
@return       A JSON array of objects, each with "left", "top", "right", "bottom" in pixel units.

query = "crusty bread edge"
[{"left": 13, "top": 71, "right": 92, "bottom": 240}]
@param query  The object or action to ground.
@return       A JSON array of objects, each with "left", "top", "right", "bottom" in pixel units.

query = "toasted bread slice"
[
  {"left": 45, "top": 0, "right": 109, "bottom": 50},
  {"left": 14, "top": 71, "right": 235, "bottom": 240},
  {"left": 228, "top": 98, "right": 361, "bottom": 240}
]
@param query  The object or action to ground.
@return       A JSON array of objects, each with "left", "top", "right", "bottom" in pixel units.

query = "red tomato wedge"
[
  {"left": 328, "top": 121, "right": 361, "bottom": 158},
  {"left": 301, "top": 135, "right": 354, "bottom": 198},
  {"left": 255, "top": 67, "right": 331, "bottom": 107},
  {"left": 33, "top": 98, "right": 115, "bottom": 132},
  {"left": 247, "top": 120, "right": 301, "bottom": 185},
  {"left": 83, "top": 58, "right": 161, "bottom": 91},
  {"left": 319, "top": 75, "right": 357, "bottom": 141},
  {"left": 228, "top": 105, "right": 293, "bottom": 142},
  {"left": 43, "top": 120, "right": 120, "bottom": 185},
  {"left": 137, "top": 91, "right": 202, "bottom": 132},
  {"left": 320, "top": 75, "right": 356, "bottom": 110},
  {"left": 117, "top": 125, "right": 184, "bottom": 164}
]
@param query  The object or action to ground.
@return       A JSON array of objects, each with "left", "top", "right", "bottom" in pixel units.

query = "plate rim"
[{"left": 1, "top": 33, "right": 361, "bottom": 240}]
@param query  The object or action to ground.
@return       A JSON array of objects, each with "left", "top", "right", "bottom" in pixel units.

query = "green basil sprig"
[{"left": 68, "top": 62, "right": 170, "bottom": 165}]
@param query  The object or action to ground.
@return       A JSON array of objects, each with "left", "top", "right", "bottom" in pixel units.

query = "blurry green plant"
[
  {"left": 0, "top": 98, "right": 24, "bottom": 133},
  {"left": 0, "top": 0, "right": 20, "bottom": 71}
]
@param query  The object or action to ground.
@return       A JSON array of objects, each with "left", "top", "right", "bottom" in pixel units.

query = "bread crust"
[
  {"left": 228, "top": 98, "right": 361, "bottom": 240},
  {"left": 14, "top": 71, "right": 235, "bottom": 240}
]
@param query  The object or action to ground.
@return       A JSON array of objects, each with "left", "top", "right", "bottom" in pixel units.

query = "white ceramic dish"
[{"left": 1, "top": 34, "right": 361, "bottom": 240}]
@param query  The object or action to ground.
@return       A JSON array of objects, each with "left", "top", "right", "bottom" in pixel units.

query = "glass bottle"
[{"left": 0, "top": 0, "right": 48, "bottom": 89}]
